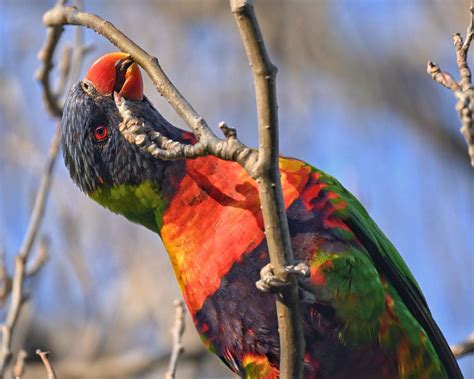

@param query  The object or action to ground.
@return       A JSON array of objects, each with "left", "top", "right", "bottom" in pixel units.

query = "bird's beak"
[{"left": 84, "top": 52, "right": 143, "bottom": 101}]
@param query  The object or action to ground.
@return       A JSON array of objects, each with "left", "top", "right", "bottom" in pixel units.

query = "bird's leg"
[{"left": 256, "top": 262, "right": 314, "bottom": 303}]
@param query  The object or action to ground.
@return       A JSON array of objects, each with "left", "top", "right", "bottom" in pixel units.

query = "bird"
[{"left": 61, "top": 52, "right": 462, "bottom": 379}]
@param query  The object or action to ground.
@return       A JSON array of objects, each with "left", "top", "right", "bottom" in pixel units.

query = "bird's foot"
[
  {"left": 256, "top": 262, "right": 311, "bottom": 294},
  {"left": 285, "top": 262, "right": 311, "bottom": 278}
]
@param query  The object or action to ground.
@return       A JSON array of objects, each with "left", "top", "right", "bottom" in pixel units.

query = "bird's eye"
[{"left": 93, "top": 125, "right": 109, "bottom": 142}]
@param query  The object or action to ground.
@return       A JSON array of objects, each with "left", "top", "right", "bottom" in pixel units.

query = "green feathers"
[
  {"left": 310, "top": 165, "right": 452, "bottom": 377},
  {"left": 311, "top": 248, "right": 385, "bottom": 345},
  {"left": 90, "top": 180, "right": 166, "bottom": 233}
]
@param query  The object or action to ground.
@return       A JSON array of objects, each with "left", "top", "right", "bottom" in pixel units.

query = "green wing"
[{"left": 314, "top": 167, "right": 462, "bottom": 379}]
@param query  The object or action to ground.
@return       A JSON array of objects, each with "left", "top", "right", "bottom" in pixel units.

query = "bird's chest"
[
  {"left": 190, "top": 241, "right": 281, "bottom": 377},
  {"left": 159, "top": 156, "right": 312, "bottom": 315}
]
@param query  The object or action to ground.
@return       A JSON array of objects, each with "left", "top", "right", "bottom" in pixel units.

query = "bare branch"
[
  {"left": 54, "top": 45, "right": 72, "bottom": 98},
  {"left": 36, "top": 0, "right": 90, "bottom": 118},
  {"left": 36, "top": 22, "right": 64, "bottom": 118},
  {"left": 0, "top": 250, "right": 12, "bottom": 307},
  {"left": 230, "top": 1, "right": 305, "bottom": 377},
  {"left": 0, "top": 256, "right": 26, "bottom": 375},
  {"left": 26, "top": 237, "right": 49, "bottom": 278},
  {"left": 12, "top": 349, "right": 27, "bottom": 379},
  {"left": 0, "top": 127, "right": 60, "bottom": 375},
  {"left": 427, "top": 62, "right": 461, "bottom": 92},
  {"left": 36, "top": 350, "right": 58, "bottom": 379},
  {"left": 451, "top": 333, "right": 474, "bottom": 359},
  {"left": 165, "top": 300, "right": 186, "bottom": 379},
  {"left": 18, "top": 125, "right": 61, "bottom": 262},
  {"left": 26, "top": 349, "right": 208, "bottom": 378},
  {"left": 64, "top": 1, "right": 94, "bottom": 100},
  {"left": 428, "top": 5, "right": 474, "bottom": 166}
]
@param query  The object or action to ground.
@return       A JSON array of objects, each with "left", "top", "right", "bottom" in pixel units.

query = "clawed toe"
[{"left": 256, "top": 262, "right": 310, "bottom": 294}]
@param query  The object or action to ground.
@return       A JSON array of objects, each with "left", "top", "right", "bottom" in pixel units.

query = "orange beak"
[{"left": 84, "top": 52, "right": 143, "bottom": 101}]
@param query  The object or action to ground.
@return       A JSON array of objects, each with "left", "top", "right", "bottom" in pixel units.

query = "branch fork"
[{"left": 428, "top": 6, "right": 474, "bottom": 166}]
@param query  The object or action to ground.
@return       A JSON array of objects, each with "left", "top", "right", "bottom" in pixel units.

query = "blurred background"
[{"left": 0, "top": 0, "right": 472, "bottom": 377}]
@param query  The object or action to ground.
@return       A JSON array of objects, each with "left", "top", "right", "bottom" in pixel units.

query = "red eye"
[{"left": 94, "top": 125, "right": 109, "bottom": 142}]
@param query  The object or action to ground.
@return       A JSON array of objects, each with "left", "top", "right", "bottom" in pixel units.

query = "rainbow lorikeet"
[{"left": 61, "top": 52, "right": 462, "bottom": 379}]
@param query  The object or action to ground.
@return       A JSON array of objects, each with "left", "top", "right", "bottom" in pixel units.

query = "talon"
[
  {"left": 256, "top": 279, "right": 272, "bottom": 292},
  {"left": 285, "top": 262, "right": 310, "bottom": 278},
  {"left": 256, "top": 262, "right": 311, "bottom": 295},
  {"left": 256, "top": 263, "right": 299, "bottom": 293},
  {"left": 256, "top": 263, "right": 291, "bottom": 293}
]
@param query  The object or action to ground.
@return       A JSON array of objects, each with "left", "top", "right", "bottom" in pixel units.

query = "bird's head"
[{"left": 61, "top": 52, "right": 160, "bottom": 194}]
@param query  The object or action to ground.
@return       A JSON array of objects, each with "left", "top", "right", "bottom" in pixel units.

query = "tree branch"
[
  {"left": 17, "top": 126, "right": 60, "bottom": 263},
  {"left": 230, "top": 1, "right": 304, "bottom": 377},
  {"left": 0, "top": 250, "right": 12, "bottom": 308},
  {"left": 26, "top": 237, "right": 50, "bottom": 278},
  {"left": 0, "top": 128, "right": 60, "bottom": 376},
  {"left": 428, "top": 5, "right": 474, "bottom": 166},
  {"left": 165, "top": 300, "right": 186, "bottom": 379},
  {"left": 12, "top": 349, "right": 27, "bottom": 379},
  {"left": 36, "top": 350, "right": 58, "bottom": 379},
  {"left": 25, "top": 349, "right": 208, "bottom": 378},
  {"left": 36, "top": 22, "right": 64, "bottom": 118},
  {"left": 37, "top": 0, "right": 91, "bottom": 118},
  {"left": 451, "top": 333, "right": 474, "bottom": 359}
]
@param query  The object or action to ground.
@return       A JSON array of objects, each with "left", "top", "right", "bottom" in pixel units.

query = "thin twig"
[
  {"left": 26, "top": 237, "right": 50, "bottom": 278},
  {"left": 64, "top": 0, "right": 94, "bottom": 102},
  {"left": 0, "top": 257, "right": 26, "bottom": 376},
  {"left": 451, "top": 333, "right": 474, "bottom": 359},
  {"left": 54, "top": 45, "right": 72, "bottom": 98},
  {"left": 0, "top": 250, "right": 12, "bottom": 307},
  {"left": 25, "top": 349, "right": 207, "bottom": 378},
  {"left": 12, "top": 349, "right": 27, "bottom": 379},
  {"left": 36, "top": 23, "right": 64, "bottom": 118},
  {"left": 0, "top": 127, "right": 60, "bottom": 376},
  {"left": 36, "top": 350, "right": 57, "bottom": 379},
  {"left": 165, "top": 300, "right": 186, "bottom": 379},
  {"left": 36, "top": 0, "right": 90, "bottom": 118},
  {"left": 18, "top": 126, "right": 60, "bottom": 262},
  {"left": 428, "top": 5, "right": 474, "bottom": 166}
]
